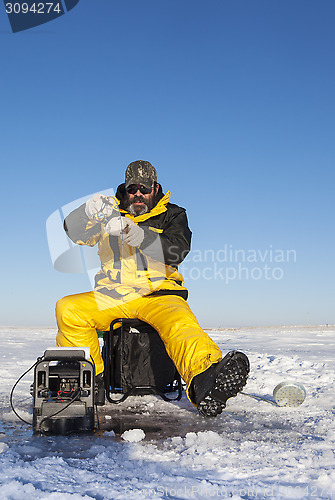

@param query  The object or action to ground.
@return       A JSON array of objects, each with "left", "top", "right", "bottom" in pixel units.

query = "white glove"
[
  {"left": 105, "top": 217, "right": 144, "bottom": 247},
  {"left": 85, "top": 194, "right": 104, "bottom": 219},
  {"left": 123, "top": 219, "right": 144, "bottom": 247},
  {"left": 104, "top": 217, "right": 124, "bottom": 237},
  {"left": 85, "top": 194, "right": 118, "bottom": 221}
]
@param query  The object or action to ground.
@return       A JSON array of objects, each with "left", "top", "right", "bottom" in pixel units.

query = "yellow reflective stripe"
[
  {"left": 85, "top": 220, "right": 98, "bottom": 230},
  {"left": 148, "top": 226, "right": 163, "bottom": 233}
]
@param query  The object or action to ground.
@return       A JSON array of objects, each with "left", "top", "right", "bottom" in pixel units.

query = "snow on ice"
[
  {"left": 0, "top": 325, "right": 334, "bottom": 499},
  {"left": 121, "top": 429, "right": 146, "bottom": 443}
]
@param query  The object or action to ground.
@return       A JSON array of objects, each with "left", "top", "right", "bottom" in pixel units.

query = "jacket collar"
[{"left": 116, "top": 186, "right": 171, "bottom": 223}]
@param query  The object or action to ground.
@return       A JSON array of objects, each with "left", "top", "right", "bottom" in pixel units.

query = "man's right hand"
[
  {"left": 85, "top": 194, "right": 104, "bottom": 219},
  {"left": 85, "top": 194, "right": 118, "bottom": 222}
]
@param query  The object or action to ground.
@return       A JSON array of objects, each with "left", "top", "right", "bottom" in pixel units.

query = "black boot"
[
  {"left": 95, "top": 373, "right": 105, "bottom": 406},
  {"left": 190, "top": 351, "right": 250, "bottom": 417}
]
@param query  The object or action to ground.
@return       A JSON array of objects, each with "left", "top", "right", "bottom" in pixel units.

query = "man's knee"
[
  {"left": 56, "top": 295, "right": 84, "bottom": 328},
  {"left": 55, "top": 296, "right": 71, "bottom": 322},
  {"left": 55, "top": 296, "right": 64, "bottom": 313}
]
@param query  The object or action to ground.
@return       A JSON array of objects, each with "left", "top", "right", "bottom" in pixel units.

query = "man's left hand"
[
  {"left": 105, "top": 217, "right": 144, "bottom": 247},
  {"left": 122, "top": 219, "right": 144, "bottom": 247}
]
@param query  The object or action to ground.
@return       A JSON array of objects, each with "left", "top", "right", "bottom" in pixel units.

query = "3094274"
[{"left": 5, "top": 3, "right": 62, "bottom": 15}]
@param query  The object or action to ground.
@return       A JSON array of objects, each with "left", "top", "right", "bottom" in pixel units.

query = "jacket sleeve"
[
  {"left": 64, "top": 203, "right": 102, "bottom": 247},
  {"left": 139, "top": 210, "right": 192, "bottom": 266}
]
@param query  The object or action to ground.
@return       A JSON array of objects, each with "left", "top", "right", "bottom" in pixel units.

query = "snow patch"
[
  {"left": 121, "top": 428, "right": 146, "bottom": 442},
  {"left": 0, "top": 443, "right": 8, "bottom": 454},
  {"left": 103, "top": 430, "right": 115, "bottom": 437}
]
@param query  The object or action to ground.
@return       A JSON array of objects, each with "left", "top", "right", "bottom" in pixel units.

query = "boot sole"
[{"left": 197, "top": 351, "right": 249, "bottom": 417}]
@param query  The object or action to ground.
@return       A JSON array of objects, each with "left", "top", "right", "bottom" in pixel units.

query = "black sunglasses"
[{"left": 126, "top": 184, "right": 153, "bottom": 195}]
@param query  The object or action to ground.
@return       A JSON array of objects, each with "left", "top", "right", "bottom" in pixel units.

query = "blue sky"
[{"left": 0, "top": 0, "right": 334, "bottom": 327}]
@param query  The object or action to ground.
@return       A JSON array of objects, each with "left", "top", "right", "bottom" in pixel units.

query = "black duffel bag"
[{"left": 101, "top": 318, "right": 182, "bottom": 403}]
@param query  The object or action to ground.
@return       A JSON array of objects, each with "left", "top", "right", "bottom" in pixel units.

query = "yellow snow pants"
[{"left": 56, "top": 291, "right": 222, "bottom": 397}]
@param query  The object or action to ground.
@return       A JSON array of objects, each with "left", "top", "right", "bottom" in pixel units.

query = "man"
[{"left": 56, "top": 160, "right": 249, "bottom": 416}]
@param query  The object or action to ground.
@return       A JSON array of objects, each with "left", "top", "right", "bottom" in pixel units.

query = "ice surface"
[{"left": 0, "top": 325, "right": 334, "bottom": 499}]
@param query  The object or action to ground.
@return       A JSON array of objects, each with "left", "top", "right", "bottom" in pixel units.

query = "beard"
[{"left": 125, "top": 193, "right": 155, "bottom": 216}]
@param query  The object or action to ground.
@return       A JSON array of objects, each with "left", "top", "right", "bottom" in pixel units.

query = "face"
[{"left": 125, "top": 183, "right": 160, "bottom": 216}]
